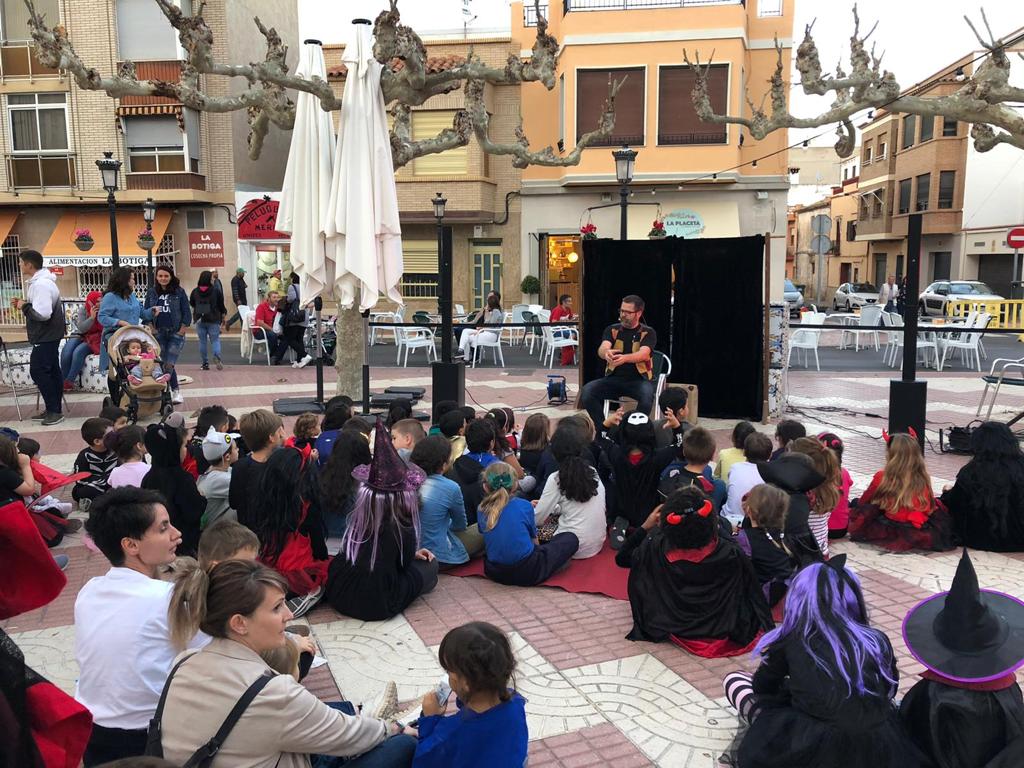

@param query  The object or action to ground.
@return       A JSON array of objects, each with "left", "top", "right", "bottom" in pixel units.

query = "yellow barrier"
[{"left": 945, "top": 299, "right": 1024, "bottom": 329}]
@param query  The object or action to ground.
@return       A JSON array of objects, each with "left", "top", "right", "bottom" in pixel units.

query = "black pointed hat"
[{"left": 903, "top": 549, "right": 1024, "bottom": 683}]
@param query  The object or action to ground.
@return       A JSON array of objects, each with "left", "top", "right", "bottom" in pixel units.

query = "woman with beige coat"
[{"left": 160, "top": 559, "right": 416, "bottom": 767}]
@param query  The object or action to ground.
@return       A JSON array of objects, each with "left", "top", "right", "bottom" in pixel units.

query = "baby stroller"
[{"left": 107, "top": 325, "right": 173, "bottom": 422}]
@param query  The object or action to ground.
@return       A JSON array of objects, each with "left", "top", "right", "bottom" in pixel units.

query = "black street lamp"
[
  {"left": 96, "top": 151, "right": 122, "bottom": 269},
  {"left": 613, "top": 145, "right": 637, "bottom": 240},
  {"left": 142, "top": 197, "right": 156, "bottom": 287},
  {"left": 433, "top": 191, "right": 450, "bottom": 362}
]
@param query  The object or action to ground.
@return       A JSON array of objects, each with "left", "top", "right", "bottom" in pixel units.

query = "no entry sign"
[{"left": 1009, "top": 227, "right": 1024, "bottom": 250}]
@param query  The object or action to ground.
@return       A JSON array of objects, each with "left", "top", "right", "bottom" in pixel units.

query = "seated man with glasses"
[{"left": 579, "top": 294, "right": 657, "bottom": 431}]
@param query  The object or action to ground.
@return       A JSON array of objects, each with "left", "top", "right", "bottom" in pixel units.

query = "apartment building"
[
  {"left": 0, "top": 0, "right": 298, "bottom": 326},
  {"left": 324, "top": 36, "right": 523, "bottom": 314},
  {"left": 512, "top": 0, "right": 794, "bottom": 307}
]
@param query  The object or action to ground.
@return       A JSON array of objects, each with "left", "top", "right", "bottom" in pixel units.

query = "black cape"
[
  {"left": 618, "top": 529, "right": 773, "bottom": 643},
  {"left": 899, "top": 678, "right": 1024, "bottom": 768},
  {"left": 942, "top": 461, "right": 1024, "bottom": 552}
]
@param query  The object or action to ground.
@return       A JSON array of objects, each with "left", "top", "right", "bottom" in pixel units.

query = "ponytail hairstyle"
[
  {"left": 438, "top": 621, "right": 517, "bottom": 703},
  {"left": 106, "top": 424, "right": 147, "bottom": 463},
  {"left": 789, "top": 437, "right": 840, "bottom": 515},
  {"left": 550, "top": 426, "right": 597, "bottom": 503},
  {"left": 480, "top": 462, "right": 517, "bottom": 530},
  {"left": 169, "top": 559, "right": 289, "bottom": 651}
]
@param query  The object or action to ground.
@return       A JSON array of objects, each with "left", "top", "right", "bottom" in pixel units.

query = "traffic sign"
[
  {"left": 811, "top": 235, "right": 832, "bottom": 255},
  {"left": 1009, "top": 227, "right": 1024, "bottom": 249},
  {"left": 811, "top": 214, "right": 832, "bottom": 236}
]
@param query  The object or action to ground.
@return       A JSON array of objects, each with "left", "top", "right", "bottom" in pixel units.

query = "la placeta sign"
[
  {"left": 188, "top": 231, "right": 225, "bottom": 268},
  {"left": 664, "top": 209, "right": 706, "bottom": 239}
]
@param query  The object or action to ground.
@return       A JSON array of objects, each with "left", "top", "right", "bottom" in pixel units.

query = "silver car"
[
  {"left": 832, "top": 282, "right": 878, "bottom": 311},
  {"left": 918, "top": 280, "right": 1003, "bottom": 316},
  {"left": 783, "top": 279, "right": 804, "bottom": 315}
]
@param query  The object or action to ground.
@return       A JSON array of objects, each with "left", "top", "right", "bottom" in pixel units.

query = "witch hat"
[
  {"left": 351, "top": 419, "right": 425, "bottom": 492},
  {"left": 903, "top": 549, "right": 1024, "bottom": 683}
]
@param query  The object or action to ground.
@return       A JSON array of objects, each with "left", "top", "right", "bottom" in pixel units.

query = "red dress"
[
  {"left": 848, "top": 470, "right": 956, "bottom": 552},
  {"left": 260, "top": 498, "right": 330, "bottom": 596},
  {"left": 550, "top": 305, "right": 577, "bottom": 366}
]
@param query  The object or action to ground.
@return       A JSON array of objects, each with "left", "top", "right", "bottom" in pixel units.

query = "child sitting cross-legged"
[
  {"left": 72, "top": 417, "right": 116, "bottom": 510},
  {"left": 196, "top": 426, "right": 239, "bottom": 529},
  {"left": 412, "top": 622, "right": 528, "bottom": 768},
  {"left": 658, "top": 426, "right": 727, "bottom": 511},
  {"left": 412, "top": 435, "right": 484, "bottom": 568},
  {"left": 721, "top": 431, "right": 773, "bottom": 528},
  {"left": 724, "top": 557, "right": 924, "bottom": 768},
  {"left": 479, "top": 462, "right": 579, "bottom": 587},
  {"left": 715, "top": 421, "right": 757, "bottom": 483},
  {"left": 615, "top": 486, "right": 773, "bottom": 655},
  {"left": 736, "top": 484, "right": 799, "bottom": 608}
]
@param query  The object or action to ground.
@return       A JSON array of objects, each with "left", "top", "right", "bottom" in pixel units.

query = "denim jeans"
[
  {"left": 30, "top": 340, "right": 63, "bottom": 414},
  {"left": 579, "top": 375, "right": 655, "bottom": 431},
  {"left": 311, "top": 702, "right": 417, "bottom": 768},
  {"left": 195, "top": 321, "right": 221, "bottom": 365},
  {"left": 98, "top": 328, "right": 113, "bottom": 372},
  {"left": 154, "top": 327, "right": 186, "bottom": 389},
  {"left": 60, "top": 337, "right": 91, "bottom": 383},
  {"left": 253, "top": 327, "right": 280, "bottom": 359}
]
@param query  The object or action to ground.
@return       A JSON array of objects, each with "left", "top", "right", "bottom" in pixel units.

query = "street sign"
[
  {"left": 811, "top": 214, "right": 832, "bottom": 236},
  {"left": 188, "top": 230, "right": 225, "bottom": 268},
  {"left": 811, "top": 235, "right": 832, "bottom": 254},
  {"left": 1009, "top": 227, "right": 1024, "bottom": 249}
]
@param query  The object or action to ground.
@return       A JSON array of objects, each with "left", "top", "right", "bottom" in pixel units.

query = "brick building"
[{"left": 0, "top": 0, "right": 298, "bottom": 327}]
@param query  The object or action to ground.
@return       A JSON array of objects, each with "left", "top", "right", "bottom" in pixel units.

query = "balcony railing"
[
  {"left": 524, "top": 2, "right": 549, "bottom": 25},
  {"left": 658, "top": 130, "right": 727, "bottom": 145},
  {"left": 0, "top": 42, "right": 61, "bottom": 81},
  {"left": 586, "top": 133, "right": 644, "bottom": 147},
  {"left": 125, "top": 172, "right": 206, "bottom": 191},
  {"left": 5, "top": 153, "right": 77, "bottom": 190},
  {"left": 564, "top": 0, "right": 743, "bottom": 11}
]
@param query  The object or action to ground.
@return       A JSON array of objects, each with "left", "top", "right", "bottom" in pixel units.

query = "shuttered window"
[
  {"left": 116, "top": 0, "right": 178, "bottom": 60},
  {"left": 400, "top": 239, "right": 439, "bottom": 298},
  {"left": 2, "top": 0, "right": 57, "bottom": 42},
  {"left": 412, "top": 111, "right": 468, "bottom": 176},
  {"left": 658, "top": 64, "right": 728, "bottom": 145},
  {"left": 576, "top": 67, "right": 645, "bottom": 147}
]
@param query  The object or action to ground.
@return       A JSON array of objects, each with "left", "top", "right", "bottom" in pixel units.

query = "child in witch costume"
[
  {"left": 724, "top": 557, "right": 925, "bottom": 768},
  {"left": 615, "top": 486, "right": 773, "bottom": 656},
  {"left": 900, "top": 549, "right": 1024, "bottom": 768},
  {"left": 324, "top": 420, "right": 439, "bottom": 622},
  {"left": 849, "top": 431, "right": 956, "bottom": 552}
]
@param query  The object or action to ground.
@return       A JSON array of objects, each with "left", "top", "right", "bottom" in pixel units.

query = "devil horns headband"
[
  {"left": 665, "top": 499, "right": 714, "bottom": 525},
  {"left": 882, "top": 426, "right": 918, "bottom": 444}
]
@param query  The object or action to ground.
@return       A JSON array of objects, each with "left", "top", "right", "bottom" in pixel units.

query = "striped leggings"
[
  {"left": 808, "top": 512, "right": 830, "bottom": 558},
  {"left": 723, "top": 671, "right": 762, "bottom": 724}
]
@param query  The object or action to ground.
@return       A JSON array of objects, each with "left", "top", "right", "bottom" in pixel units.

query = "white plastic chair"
[
  {"left": 535, "top": 309, "right": 552, "bottom": 358},
  {"left": 471, "top": 332, "right": 505, "bottom": 368},
  {"left": 977, "top": 355, "right": 1024, "bottom": 419},
  {"left": 788, "top": 327, "right": 821, "bottom": 370},
  {"left": 246, "top": 311, "right": 271, "bottom": 365},
  {"left": 395, "top": 324, "right": 437, "bottom": 367},
  {"left": 522, "top": 311, "right": 543, "bottom": 354},
  {"left": 938, "top": 313, "right": 987, "bottom": 371},
  {"left": 840, "top": 304, "right": 881, "bottom": 351},
  {"left": 509, "top": 304, "right": 530, "bottom": 345},
  {"left": 542, "top": 325, "right": 578, "bottom": 368},
  {"left": 236, "top": 304, "right": 251, "bottom": 356}
]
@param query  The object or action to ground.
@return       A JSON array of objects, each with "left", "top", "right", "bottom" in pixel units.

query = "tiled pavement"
[{"left": 5, "top": 360, "right": 1024, "bottom": 766}]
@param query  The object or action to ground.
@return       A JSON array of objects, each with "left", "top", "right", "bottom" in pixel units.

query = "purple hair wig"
[
  {"left": 753, "top": 563, "right": 897, "bottom": 697},
  {"left": 341, "top": 484, "right": 421, "bottom": 570}
]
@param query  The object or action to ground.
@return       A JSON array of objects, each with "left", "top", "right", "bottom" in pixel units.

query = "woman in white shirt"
[
  {"left": 457, "top": 293, "right": 504, "bottom": 359},
  {"left": 534, "top": 427, "right": 607, "bottom": 559},
  {"left": 106, "top": 425, "right": 150, "bottom": 488}
]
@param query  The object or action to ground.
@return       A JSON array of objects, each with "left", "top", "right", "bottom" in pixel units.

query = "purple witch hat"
[
  {"left": 903, "top": 549, "right": 1024, "bottom": 683},
  {"left": 352, "top": 419, "right": 425, "bottom": 492}
]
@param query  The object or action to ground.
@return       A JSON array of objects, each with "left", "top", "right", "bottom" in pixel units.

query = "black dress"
[
  {"left": 616, "top": 528, "right": 773, "bottom": 644},
  {"left": 738, "top": 633, "right": 926, "bottom": 768},
  {"left": 899, "top": 676, "right": 1024, "bottom": 768},
  {"left": 736, "top": 527, "right": 799, "bottom": 606},
  {"left": 324, "top": 521, "right": 427, "bottom": 621},
  {"left": 941, "top": 462, "right": 1024, "bottom": 552}
]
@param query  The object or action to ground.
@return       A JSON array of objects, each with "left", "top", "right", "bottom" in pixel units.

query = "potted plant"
[
  {"left": 580, "top": 222, "right": 598, "bottom": 240},
  {"left": 73, "top": 228, "right": 94, "bottom": 251},
  {"left": 649, "top": 219, "right": 667, "bottom": 239},
  {"left": 137, "top": 228, "right": 156, "bottom": 250},
  {"left": 520, "top": 275, "right": 541, "bottom": 301}
]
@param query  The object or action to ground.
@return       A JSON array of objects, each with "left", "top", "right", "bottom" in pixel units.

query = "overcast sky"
[{"left": 299, "top": 1, "right": 1024, "bottom": 145}]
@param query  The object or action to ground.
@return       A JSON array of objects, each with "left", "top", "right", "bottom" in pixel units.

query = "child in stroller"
[
  {"left": 123, "top": 339, "right": 170, "bottom": 386},
  {"left": 107, "top": 326, "right": 174, "bottom": 422}
]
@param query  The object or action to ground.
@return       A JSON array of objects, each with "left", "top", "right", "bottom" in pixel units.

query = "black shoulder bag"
[{"left": 146, "top": 654, "right": 274, "bottom": 767}]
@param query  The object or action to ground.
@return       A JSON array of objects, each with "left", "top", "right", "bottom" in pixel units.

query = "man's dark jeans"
[
  {"left": 580, "top": 374, "right": 655, "bottom": 429},
  {"left": 252, "top": 327, "right": 280, "bottom": 359},
  {"left": 30, "top": 339, "right": 62, "bottom": 414}
]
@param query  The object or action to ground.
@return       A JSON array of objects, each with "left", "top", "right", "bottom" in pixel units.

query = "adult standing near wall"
[
  {"left": 145, "top": 265, "right": 191, "bottom": 404},
  {"left": 190, "top": 270, "right": 227, "bottom": 371},
  {"left": 272, "top": 272, "right": 312, "bottom": 367},
  {"left": 99, "top": 267, "right": 156, "bottom": 404},
  {"left": 225, "top": 266, "right": 248, "bottom": 330},
  {"left": 268, "top": 268, "right": 284, "bottom": 296},
  {"left": 12, "top": 249, "right": 66, "bottom": 425}
]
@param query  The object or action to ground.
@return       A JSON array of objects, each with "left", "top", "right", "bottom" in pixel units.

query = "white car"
[
  {"left": 918, "top": 280, "right": 1003, "bottom": 316},
  {"left": 832, "top": 282, "right": 879, "bottom": 311}
]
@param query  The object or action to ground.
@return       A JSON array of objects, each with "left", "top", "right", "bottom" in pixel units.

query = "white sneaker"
[
  {"left": 295, "top": 354, "right": 313, "bottom": 369},
  {"left": 171, "top": 390, "right": 184, "bottom": 404}
]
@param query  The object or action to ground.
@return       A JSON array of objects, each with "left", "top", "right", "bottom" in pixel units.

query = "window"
[
  {"left": 658, "top": 64, "right": 727, "bottom": 145},
  {"left": 901, "top": 115, "right": 916, "bottom": 149},
  {"left": 411, "top": 111, "right": 468, "bottom": 176},
  {"left": 124, "top": 115, "right": 186, "bottom": 172},
  {"left": 757, "top": 0, "right": 783, "bottom": 16},
  {"left": 898, "top": 178, "right": 912, "bottom": 214},
  {"left": 0, "top": 234, "right": 22, "bottom": 325},
  {"left": 399, "top": 239, "right": 439, "bottom": 298},
  {"left": 2, "top": 0, "right": 57, "bottom": 41},
  {"left": 932, "top": 251, "right": 951, "bottom": 281},
  {"left": 115, "top": 0, "right": 178, "bottom": 60},
  {"left": 938, "top": 170, "right": 955, "bottom": 209},
  {"left": 878, "top": 139, "right": 887, "bottom": 159},
  {"left": 873, "top": 189, "right": 884, "bottom": 217},
  {"left": 846, "top": 220, "right": 857, "bottom": 241},
  {"left": 185, "top": 209, "right": 205, "bottom": 229},
  {"left": 859, "top": 196, "right": 869, "bottom": 219},
  {"left": 844, "top": 167, "right": 849, "bottom": 181},
  {"left": 896, "top": 254, "right": 904, "bottom": 281},
  {"left": 942, "top": 117, "right": 958, "bottom": 137},
  {"left": 7, "top": 93, "right": 74, "bottom": 187},
  {"left": 919, "top": 116, "right": 934, "bottom": 143},
  {"left": 915, "top": 173, "right": 930, "bottom": 211},
  {"left": 863, "top": 141, "right": 872, "bottom": 164},
  {"left": 577, "top": 67, "right": 645, "bottom": 146}
]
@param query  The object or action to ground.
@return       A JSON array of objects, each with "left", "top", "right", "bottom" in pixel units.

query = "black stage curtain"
[
  {"left": 581, "top": 238, "right": 677, "bottom": 386},
  {"left": 674, "top": 235, "right": 765, "bottom": 419}
]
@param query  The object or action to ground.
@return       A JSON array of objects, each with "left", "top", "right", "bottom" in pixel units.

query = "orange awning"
[
  {"left": 0, "top": 210, "right": 18, "bottom": 244},
  {"left": 42, "top": 209, "right": 173, "bottom": 268}
]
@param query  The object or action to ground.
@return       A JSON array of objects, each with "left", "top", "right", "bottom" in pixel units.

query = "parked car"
[
  {"left": 918, "top": 280, "right": 1004, "bottom": 316},
  {"left": 783, "top": 279, "right": 804, "bottom": 316},
  {"left": 832, "top": 282, "right": 878, "bottom": 311}
]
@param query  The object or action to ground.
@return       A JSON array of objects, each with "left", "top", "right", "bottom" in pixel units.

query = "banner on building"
[
  {"left": 188, "top": 231, "right": 225, "bottom": 268},
  {"left": 43, "top": 255, "right": 150, "bottom": 268}
]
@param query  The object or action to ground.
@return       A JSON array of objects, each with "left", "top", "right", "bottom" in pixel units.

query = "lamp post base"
[{"left": 431, "top": 361, "right": 465, "bottom": 409}]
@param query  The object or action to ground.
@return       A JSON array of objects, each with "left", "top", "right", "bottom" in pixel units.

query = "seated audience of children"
[
  {"left": 412, "top": 435, "right": 484, "bottom": 568},
  {"left": 603, "top": 412, "right": 677, "bottom": 542},
  {"left": 447, "top": 419, "right": 494, "bottom": 524},
  {"left": 756, "top": 451, "right": 826, "bottom": 565},
  {"left": 315, "top": 397, "right": 354, "bottom": 466},
  {"left": 652, "top": 387, "right": 692, "bottom": 450},
  {"left": 715, "top": 421, "right": 756, "bottom": 483},
  {"left": 185, "top": 404, "right": 230, "bottom": 478},
  {"left": 721, "top": 431, "right": 773, "bottom": 527}
]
